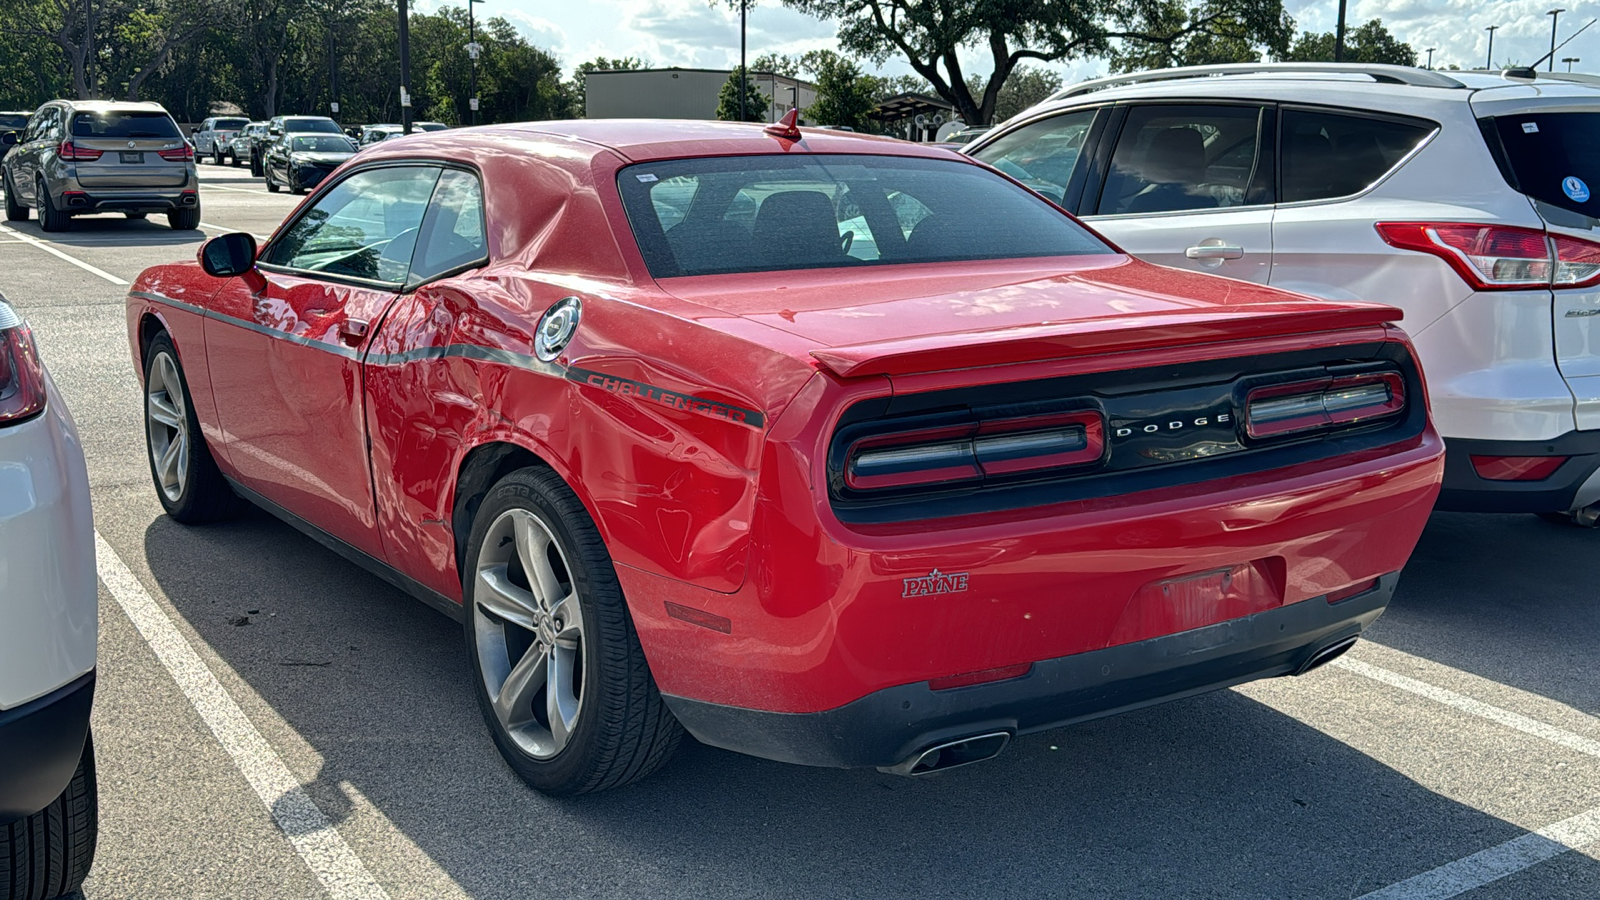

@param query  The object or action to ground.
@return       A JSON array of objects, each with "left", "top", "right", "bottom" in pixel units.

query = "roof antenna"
[{"left": 764, "top": 108, "right": 802, "bottom": 140}]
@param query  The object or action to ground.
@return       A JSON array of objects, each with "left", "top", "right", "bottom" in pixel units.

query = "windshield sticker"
[
  {"left": 1523, "top": 122, "right": 1540, "bottom": 133},
  {"left": 635, "top": 173, "right": 658, "bottom": 183},
  {"left": 1564, "top": 176, "right": 1591, "bottom": 203}
]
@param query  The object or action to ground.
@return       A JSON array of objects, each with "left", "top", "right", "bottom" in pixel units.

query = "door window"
[
  {"left": 261, "top": 166, "right": 441, "bottom": 285},
  {"left": 970, "top": 109, "right": 1098, "bottom": 206},
  {"left": 1096, "top": 105, "right": 1264, "bottom": 216},
  {"left": 1280, "top": 109, "right": 1433, "bottom": 204},
  {"left": 410, "top": 169, "right": 488, "bottom": 284}
]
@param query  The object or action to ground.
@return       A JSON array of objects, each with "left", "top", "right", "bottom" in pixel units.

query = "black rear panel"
[{"left": 827, "top": 342, "right": 1426, "bottom": 524}]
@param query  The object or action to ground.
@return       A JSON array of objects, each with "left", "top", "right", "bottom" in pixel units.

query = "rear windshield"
[
  {"left": 0, "top": 115, "right": 27, "bottom": 131},
  {"left": 292, "top": 136, "right": 355, "bottom": 153},
  {"left": 1493, "top": 112, "right": 1600, "bottom": 217},
  {"left": 214, "top": 118, "right": 249, "bottom": 130},
  {"left": 617, "top": 154, "right": 1111, "bottom": 277},
  {"left": 283, "top": 118, "right": 341, "bottom": 134},
  {"left": 71, "top": 111, "right": 180, "bottom": 139}
]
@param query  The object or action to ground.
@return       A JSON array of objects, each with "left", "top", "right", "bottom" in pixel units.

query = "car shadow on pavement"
[
  {"left": 1367, "top": 510, "right": 1600, "bottom": 718},
  {"left": 4, "top": 216, "right": 204, "bottom": 248},
  {"left": 138, "top": 509, "right": 1600, "bottom": 900}
]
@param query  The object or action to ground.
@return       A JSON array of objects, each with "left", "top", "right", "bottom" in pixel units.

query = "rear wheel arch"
[{"left": 137, "top": 311, "right": 172, "bottom": 367}]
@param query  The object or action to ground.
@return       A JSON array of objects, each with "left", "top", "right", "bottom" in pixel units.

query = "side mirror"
[
  {"left": 0, "top": 132, "right": 15, "bottom": 147},
  {"left": 198, "top": 232, "right": 258, "bottom": 278}
]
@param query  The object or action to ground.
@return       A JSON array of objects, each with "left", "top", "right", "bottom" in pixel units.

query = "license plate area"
[
  {"left": 119, "top": 151, "right": 143, "bottom": 164},
  {"left": 1110, "top": 558, "right": 1286, "bottom": 646}
]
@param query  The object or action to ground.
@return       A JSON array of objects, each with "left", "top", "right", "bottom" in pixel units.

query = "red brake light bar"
[
  {"left": 56, "top": 140, "right": 102, "bottom": 161},
  {"left": 158, "top": 144, "right": 194, "bottom": 162},
  {"left": 1245, "top": 372, "right": 1404, "bottom": 440},
  {"left": 1376, "top": 222, "right": 1600, "bottom": 290},
  {"left": 0, "top": 310, "right": 46, "bottom": 426},
  {"left": 846, "top": 411, "right": 1104, "bottom": 491}
]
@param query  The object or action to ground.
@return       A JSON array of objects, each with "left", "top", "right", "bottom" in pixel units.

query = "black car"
[
  {"left": 0, "top": 111, "right": 30, "bottom": 162},
  {"left": 262, "top": 133, "right": 356, "bottom": 194},
  {"left": 253, "top": 115, "right": 342, "bottom": 177}
]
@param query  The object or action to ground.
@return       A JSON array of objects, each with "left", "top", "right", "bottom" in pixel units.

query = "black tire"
[
  {"left": 250, "top": 152, "right": 263, "bottom": 177},
  {"left": 464, "top": 467, "right": 683, "bottom": 796},
  {"left": 142, "top": 332, "right": 243, "bottom": 522},
  {"left": 35, "top": 180, "right": 68, "bottom": 233},
  {"left": 167, "top": 206, "right": 200, "bottom": 230},
  {"left": 2, "top": 171, "right": 27, "bottom": 222},
  {"left": 289, "top": 171, "right": 305, "bottom": 195},
  {"left": 212, "top": 147, "right": 224, "bottom": 166},
  {"left": 264, "top": 168, "right": 279, "bottom": 193},
  {"left": 0, "top": 734, "right": 97, "bottom": 900},
  {"left": 229, "top": 151, "right": 241, "bottom": 168}
]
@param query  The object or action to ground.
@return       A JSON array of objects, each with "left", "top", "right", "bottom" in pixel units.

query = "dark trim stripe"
[{"left": 566, "top": 366, "right": 765, "bottom": 429}]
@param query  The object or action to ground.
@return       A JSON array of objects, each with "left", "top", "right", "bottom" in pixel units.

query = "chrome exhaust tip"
[{"left": 878, "top": 731, "right": 1011, "bottom": 777}]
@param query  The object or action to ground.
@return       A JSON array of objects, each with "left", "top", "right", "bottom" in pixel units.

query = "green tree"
[
  {"left": 782, "top": 0, "right": 1294, "bottom": 125},
  {"left": 804, "top": 50, "right": 877, "bottom": 130},
  {"left": 717, "top": 66, "right": 769, "bottom": 121},
  {"left": 750, "top": 51, "right": 800, "bottom": 76},
  {"left": 1282, "top": 18, "right": 1416, "bottom": 67},
  {"left": 965, "top": 65, "right": 1061, "bottom": 123}
]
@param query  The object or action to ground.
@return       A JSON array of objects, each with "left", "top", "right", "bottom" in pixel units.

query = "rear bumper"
[
  {"left": 1437, "top": 431, "right": 1600, "bottom": 512},
  {"left": 57, "top": 188, "right": 197, "bottom": 213},
  {"left": 0, "top": 672, "right": 94, "bottom": 824},
  {"left": 665, "top": 578, "right": 1392, "bottom": 769}
]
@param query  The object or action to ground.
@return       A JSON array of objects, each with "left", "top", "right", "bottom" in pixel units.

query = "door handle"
[
  {"left": 338, "top": 318, "right": 369, "bottom": 347},
  {"left": 1185, "top": 243, "right": 1245, "bottom": 260}
]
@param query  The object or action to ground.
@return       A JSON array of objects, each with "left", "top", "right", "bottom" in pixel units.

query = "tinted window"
[
  {"left": 282, "top": 118, "right": 342, "bottom": 135},
  {"left": 0, "top": 114, "right": 28, "bottom": 131},
  {"left": 1096, "top": 105, "right": 1263, "bottom": 216},
  {"left": 618, "top": 154, "right": 1110, "bottom": 277},
  {"left": 1493, "top": 112, "right": 1600, "bottom": 218},
  {"left": 1282, "top": 109, "right": 1432, "bottom": 204},
  {"left": 70, "top": 111, "right": 180, "bottom": 139},
  {"left": 262, "top": 166, "right": 440, "bottom": 284},
  {"left": 971, "top": 109, "right": 1096, "bottom": 205},
  {"left": 291, "top": 136, "right": 356, "bottom": 153},
  {"left": 214, "top": 118, "right": 249, "bottom": 130},
  {"left": 414, "top": 123, "right": 448, "bottom": 132},
  {"left": 411, "top": 169, "right": 488, "bottom": 283}
]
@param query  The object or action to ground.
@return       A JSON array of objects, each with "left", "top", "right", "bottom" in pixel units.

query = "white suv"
[
  {"left": 968, "top": 63, "right": 1600, "bottom": 522},
  {"left": 0, "top": 294, "right": 97, "bottom": 898}
]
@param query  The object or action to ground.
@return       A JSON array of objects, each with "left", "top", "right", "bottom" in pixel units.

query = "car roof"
[
  {"left": 56, "top": 100, "right": 169, "bottom": 113},
  {"left": 433, "top": 118, "right": 955, "bottom": 163}
]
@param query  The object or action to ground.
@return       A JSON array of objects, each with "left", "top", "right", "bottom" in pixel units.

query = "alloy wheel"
[
  {"left": 473, "top": 507, "right": 585, "bottom": 759},
  {"left": 145, "top": 351, "right": 189, "bottom": 503}
]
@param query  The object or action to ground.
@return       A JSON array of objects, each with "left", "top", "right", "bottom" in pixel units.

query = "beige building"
[{"left": 585, "top": 68, "right": 819, "bottom": 123}]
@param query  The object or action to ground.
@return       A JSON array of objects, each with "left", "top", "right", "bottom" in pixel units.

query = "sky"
[{"left": 414, "top": 0, "right": 1600, "bottom": 84}]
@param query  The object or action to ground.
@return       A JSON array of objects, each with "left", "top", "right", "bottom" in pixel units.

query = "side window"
[
  {"left": 1280, "top": 108, "right": 1433, "bottom": 204},
  {"left": 261, "top": 166, "right": 440, "bottom": 284},
  {"left": 410, "top": 169, "right": 488, "bottom": 284},
  {"left": 970, "top": 108, "right": 1097, "bottom": 205},
  {"left": 1095, "top": 105, "right": 1264, "bottom": 216}
]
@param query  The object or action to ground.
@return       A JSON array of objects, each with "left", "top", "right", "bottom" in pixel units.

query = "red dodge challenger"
[{"left": 125, "top": 117, "right": 1445, "bottom": 795}]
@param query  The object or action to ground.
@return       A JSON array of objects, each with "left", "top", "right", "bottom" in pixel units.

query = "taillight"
[
  {"left": 1244, "top": 372, "right": 1404, "bottom": 440},
  {"left": 1470, "top": 455, "right": 1568, "bottom": 481},
  {"left": 845, "top": 410, "right": 1104, "bottom": 491},
  {"left": 1376, "top": 222, "right": 1600, "bottom": 291},
  {"left": 0, "top": 306, "right": 46, "bottom": 426},
  {"left": 56, "top": 140, "right": 102, "bottom": 161},
  {"left": 158, "top": 144, "right": 194, "bottom": 162}
]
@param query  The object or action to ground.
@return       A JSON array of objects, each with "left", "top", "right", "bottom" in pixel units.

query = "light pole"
[
  {"left": 739, "top": 0, "right": 748, "bottom": 122},
  {"left": 467, "top": 0, "right": 485, "bottom": 125},
  {"left": 398, "top": 0, "right": 413, "bottom": 134},
  {"left": 1334, "top": 0, "right": 1348, "bottom": 61},
  {"left": 1425, "top": 47, "right": 1436, "bottom": 69},
  {"left": 1486, "top": 24, "right": 1498, "bottom": 70},
  {"left": 1565, "top": 56, "right": 1581, "bottom": 72},
  {"left": 1550, "top": 9, "right": 1566, "bottom": 72}
]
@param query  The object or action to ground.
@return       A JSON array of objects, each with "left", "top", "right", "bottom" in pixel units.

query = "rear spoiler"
[{"left": 810, "top": 304, "right": 1402, "bottom": 378}]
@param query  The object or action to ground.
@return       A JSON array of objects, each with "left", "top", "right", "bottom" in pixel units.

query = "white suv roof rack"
[{"left": 1050, "top": 62, "right": 1467, "bottom": 101}]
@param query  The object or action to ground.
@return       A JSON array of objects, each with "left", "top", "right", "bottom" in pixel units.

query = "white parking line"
[
  {"left": 204, "top": 183, "right": 271, "bottom": 194},
  {"left": 1334, "top": 657, "right": 1600, "bottom": 759},
  {"left": 94, "top": 532, "right": 390, "bottom": 900},
  {"left": 0, "top": 223, "right": 129, "bottom": 286},
  {"left": 1357, "top": 803, "right": 1600, "bottom": 900},
  {"left": 200, "top": 221, "right": 270, "bottom": 241}
]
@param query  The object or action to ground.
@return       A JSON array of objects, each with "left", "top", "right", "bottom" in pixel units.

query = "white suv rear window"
[{"left": 1493, "top": 112, "right": 1600, "bottom": 218}]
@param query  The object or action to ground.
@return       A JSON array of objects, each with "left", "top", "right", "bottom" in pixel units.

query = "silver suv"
[{"left": 1, "top": 100, "right": 200, "bottom": 232}]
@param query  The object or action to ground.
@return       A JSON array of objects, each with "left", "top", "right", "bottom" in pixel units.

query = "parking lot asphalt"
[{"left": 3, "top": 163, "right": 1599, "bottom": 900}]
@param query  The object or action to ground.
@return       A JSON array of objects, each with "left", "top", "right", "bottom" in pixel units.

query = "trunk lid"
[
  {"left": 67, "top": 110, "right": 189, "bottom": 188},
  {"left": 659, "top": 256, "right": 1401, "bottom": 378},
  {"left": 1472, "top": 85, "right": 1600, "bottom": 427}
]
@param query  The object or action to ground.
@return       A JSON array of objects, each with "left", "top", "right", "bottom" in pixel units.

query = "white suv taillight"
[
  {"left": 1376, "top": 222, "right": 1600, "bottom": 291},
  {"left": 0, "top": 305, "right": 46, "bottom": 426}
]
